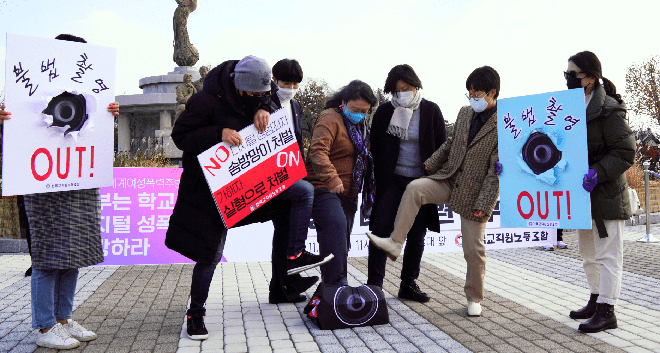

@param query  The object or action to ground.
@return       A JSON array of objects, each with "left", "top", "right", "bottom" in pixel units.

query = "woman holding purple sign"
[{"left": 564, "top": 51, "right": 635, "bottom": 333}]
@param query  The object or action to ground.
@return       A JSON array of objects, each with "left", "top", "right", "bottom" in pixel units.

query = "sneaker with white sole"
[
  {"left": 467, "top": 301, "right": 482, "bottom": 317},
  {"left": 557, "top": 241, "right": 568, "bottom": 249},
  {"left": 542, "top": 244, "right": 555, "bottom": 251},
  {"left": 63, "top": 319, "right": 97, "bottom": 342},
  {"left": 36, "top": 323, "right": 80, "bottom": 350}
]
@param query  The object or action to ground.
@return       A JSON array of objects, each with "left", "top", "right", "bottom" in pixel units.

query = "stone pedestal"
[
  {"left": 116, "top": 66, "right": 200, "bottom": 158},
  {"left": 156, "top": 129, "right": 183, "bottom": 158}
]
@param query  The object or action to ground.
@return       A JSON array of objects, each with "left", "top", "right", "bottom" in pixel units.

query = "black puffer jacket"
[
  {"left": 165, "top": 60, "right": 286, "bottom": 264},
  {"left": 586, "top": 85, "right": 635, "bottom": 237}
]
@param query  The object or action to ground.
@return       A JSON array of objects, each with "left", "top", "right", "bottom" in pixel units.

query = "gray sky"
[{"left": 1, "top": 0, "right": 658, "bottom": 126}]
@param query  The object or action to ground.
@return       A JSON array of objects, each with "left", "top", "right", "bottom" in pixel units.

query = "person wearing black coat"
[
  {"left": 165, "top": 56, "right": 318, "bottom": 341},
  {"left": 563, "top": 51, "right": 635, "bottom": 334},
  {"left": 366, "top": 65, "right": 446, "bottom": 302}
]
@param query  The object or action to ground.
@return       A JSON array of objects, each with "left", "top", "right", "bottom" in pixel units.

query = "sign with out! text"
[
  {"left": 2, "top": 33, "right": 116, "bottom": 196},
  {"left": 197, "top": 107, "right": 307, "bottom": 228},
  {"left": 497, "top": 89, "right": 591, "bottom": 229}
]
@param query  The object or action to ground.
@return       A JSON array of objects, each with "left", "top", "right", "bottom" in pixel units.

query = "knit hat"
[{"left": 234, "top": 55, "right": 271, "bottom": 92}]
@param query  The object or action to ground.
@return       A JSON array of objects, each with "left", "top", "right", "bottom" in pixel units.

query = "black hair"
[
  {"left": 383, "top": 64, "right": 423, "bottom": 94},
  {"left": 272, "top": 59, "right": 303, "bottom": 83},
  {"left": 568, "top": 51, "right": 623, "bottom": 104},
  {"left": 324, "top": 80, "right": 378, "bottom": 112},
  {"left": 465, "top": 66, "right": 500, "bottom": 99},
  {"left": 55, "top": 34, "right": 87, "bottom": 43}
]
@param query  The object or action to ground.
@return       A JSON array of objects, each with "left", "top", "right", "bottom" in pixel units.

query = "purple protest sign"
[{"left": 96, "top": 168, "right": 205, "bottom": 265}]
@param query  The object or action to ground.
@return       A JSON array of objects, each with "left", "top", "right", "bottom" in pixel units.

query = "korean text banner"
[
  {"left": 497, "top": 89, "right": 591, "bottom": 229},
  {"left": 197, "top": 107, "right": 307, "bottom": 228},
  {"left": 98, "top": 168, "right": 194, "bottom": 266},
  {"left": 2, "top": 33, "right": 116, "bottom": 196}
]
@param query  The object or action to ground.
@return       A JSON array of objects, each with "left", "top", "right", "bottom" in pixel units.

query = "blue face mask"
[{"left": 342, "top": 105, "right": 367, "bottom": 124}]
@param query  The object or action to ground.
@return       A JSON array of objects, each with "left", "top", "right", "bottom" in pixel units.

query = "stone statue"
[
  {"left": 193, "top": 66, "right": 209, "bottom": 92},
  {"left": 175, "top": 74, "right": 197, "bottom": 121},
  {"left": 173, "top": 0, "right": 199, "bottom": 66}
]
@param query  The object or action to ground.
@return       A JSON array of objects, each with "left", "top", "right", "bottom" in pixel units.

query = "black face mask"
[
  {"left": 565, "top": 76, "right": 583, "bottom": 90},
  {"left": 240, "top": 93, "right": 272, "bottom": 115}
]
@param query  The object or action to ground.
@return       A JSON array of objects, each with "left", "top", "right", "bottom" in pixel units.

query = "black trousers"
[{"left": 367, "top": 174, "right": 431, "bottom": 287}]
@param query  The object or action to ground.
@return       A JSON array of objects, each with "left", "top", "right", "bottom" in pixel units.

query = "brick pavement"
[{"left": 1, "top": 223, "right": 660, "bottom": 353}]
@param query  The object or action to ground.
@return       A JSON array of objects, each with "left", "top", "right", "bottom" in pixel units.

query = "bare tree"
[
  {"left": 374, "top": 88, "right": 391, "bottom": 106},
  {"left": 625, "top": 56, "right": 660, "bottom": 125},
  {"left": 295, "top": 78, "right": 331, "bottom": 152}
]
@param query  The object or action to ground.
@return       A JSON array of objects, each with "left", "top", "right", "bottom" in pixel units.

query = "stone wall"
[{"left": 635, "top": 186, "right": 660, "bottom": 213}]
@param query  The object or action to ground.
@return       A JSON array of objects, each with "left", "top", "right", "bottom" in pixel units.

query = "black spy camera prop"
[
  {"left": 521, "top": 131, "right": 562, "bottom": 175},
  {"left": 42, "top": 92, "right": 88, "bottom": 135}
]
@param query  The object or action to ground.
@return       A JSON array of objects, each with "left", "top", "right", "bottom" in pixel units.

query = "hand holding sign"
[
  {"left": 0, "top": 105, "right": 11, "bottom": 123},
  {"left": 222, "top": 128, "right": 242, "bottom": 146}
]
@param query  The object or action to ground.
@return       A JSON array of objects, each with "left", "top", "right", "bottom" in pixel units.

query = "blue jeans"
[
  {"left": 312, "top": 188, "right": 357, "bottom": 287},
  {"left": 368, "top": 174, "right": 429, "bottom": 287},
  {"left": 277, "top": 180, "right": 314, "bottom": 257},
  {"left": 31, "top": 268, "right": 78, "bottom": 330}
]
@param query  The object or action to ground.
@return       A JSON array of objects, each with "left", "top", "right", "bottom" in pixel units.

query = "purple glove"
[
  {"left": 583, "top": 169, "right": 597, "bottom": 192},
  {"left": 495, "top": 161, "right": 502, "bottom": 176}
]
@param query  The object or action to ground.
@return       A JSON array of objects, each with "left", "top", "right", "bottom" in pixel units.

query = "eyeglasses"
[
  {"left": 563, "top": 71, "right": 585, "bottom": 80},
  {"left": 465, "top": 92, "right": 487, "bottom": 100},
  {"left": 245, "top": 91, "right": 270, "bottom": 97}
]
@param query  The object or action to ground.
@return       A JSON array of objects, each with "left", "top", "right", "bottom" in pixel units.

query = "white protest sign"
[
  {"left": 2, "top": 33, "right": 116, "bottom": 196},
  {"left": 197, "top": 107, "right": 307, "bottom": 228}
]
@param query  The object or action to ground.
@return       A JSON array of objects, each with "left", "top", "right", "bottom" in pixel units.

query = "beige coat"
[{"left": 424, "top": 105, "right": 499, "bottom": 223}]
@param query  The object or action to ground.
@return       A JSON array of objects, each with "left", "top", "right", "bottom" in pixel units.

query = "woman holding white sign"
[
  {"left": 564, "top": 51, "right": 635, "bottom": 333},
  {"left": 304, "top": 80, "right": 377, "bottom": 290}
]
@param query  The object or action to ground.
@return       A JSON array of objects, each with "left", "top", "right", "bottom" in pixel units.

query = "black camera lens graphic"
[
  {"left": 521, "top": 132, "right": 562, "bottom": 175},
  {"left": 42, "top": 92, "right": 88, "bottom": 135},
  {"left": 334, "top": 285, "right": 379, "bottom": 325}
]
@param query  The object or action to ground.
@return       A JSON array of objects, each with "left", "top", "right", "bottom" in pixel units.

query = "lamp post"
[{"left": 638, "top": 161, "right": 660, "bottom": 242}]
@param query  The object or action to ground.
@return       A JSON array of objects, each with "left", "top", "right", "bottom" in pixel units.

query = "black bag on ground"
[{"left": 306, "top": 284, "right": 389, "bottom": 330}]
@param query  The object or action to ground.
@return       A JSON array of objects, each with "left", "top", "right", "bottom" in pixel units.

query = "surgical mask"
[
  {"left": 342, "top": 105, "right": 367, "bottom": 124},
  {"left": 277, "top": 87, "right": 298, "bottom": 103},
  {"left": 393, "top": 91, "right": 414, "bottom": 106},
  {"left": 469, "top": 95, "right": 490, "bottom": 113}
]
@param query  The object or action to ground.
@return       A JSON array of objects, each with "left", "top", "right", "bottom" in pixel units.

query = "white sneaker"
[
  {"left": 63, "top": 319, "right": 97, "bottom": 342},
  {"left": 557, "top": 241, "right": 568, "bottom": 249},
  {"left": 542, "top": 244, "right": 555, "bottom": 251},
  {"left": 467, "top": 301, "right": 482, "bottom": 317},
  {"left": 36, "top": 323, "right": 80, "bottom": 350}
]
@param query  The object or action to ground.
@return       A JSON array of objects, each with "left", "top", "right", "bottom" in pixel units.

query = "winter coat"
[
  {"left": 585, "top": 85, "right": 635, "bottom": 237},
  {"left": 165, "top": 60, "right": 301, "bottom": 264},
  {"left": 369, "top": 99, "right": 446, "bottom": 232},
  {"left": 424, "top": 105, "right": 499, "bottom": 223}
]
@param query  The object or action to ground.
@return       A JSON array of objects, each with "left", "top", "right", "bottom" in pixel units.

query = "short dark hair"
[
  {"left": 383, "top": 64, "right": 423, "bottom": 94},
  {"left": 272, "top": 59, "right": 303, "bottom": 83},
  {"left": 568, "top": 51, "right": 622, "bottom": 103},
  {"left": 325, "top": 80, "right": 377, "bottom": 112},
  {"left": 55, "top": 34, "right": 87, "bottom": 43},
  {"left": 465, "top": 66, "right": 500, "bottom": 99}
]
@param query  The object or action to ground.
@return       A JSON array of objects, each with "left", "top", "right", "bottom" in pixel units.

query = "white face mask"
[
  {"left": 277, "top": 87, "right": 298, "bottom": 103},
  {"left": 393, "top": 91, "right": 414, "bottom": 106},
  {"left": 469, "top": 93, "right": 491, "bottom": 113}
]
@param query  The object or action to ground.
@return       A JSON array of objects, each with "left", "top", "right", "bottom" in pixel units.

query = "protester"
[
  {"left": 166, "top": 55, "right": 320, "bottom": 341},
  {"left": 0, "top": 33, "right": 120, "bottom": 350},
  {"left": 305, "top": 80, "right": 377, "bottom": 289},
  {"left": 564, "top": 51, "right": 635, "bottom": 333},
  {"left": 260, "top": 58, "right": 333, "bottom": 276},
  {"left": 368, "top": 66, "right": 501, "bottom": 317},
  {"left": 367, "top": 64, "right": 447, "bottom": 303}
]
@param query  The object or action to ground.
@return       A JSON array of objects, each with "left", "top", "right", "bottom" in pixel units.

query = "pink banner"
[{"left": 97, "top": 167, "right": 196, "bottom": 266}]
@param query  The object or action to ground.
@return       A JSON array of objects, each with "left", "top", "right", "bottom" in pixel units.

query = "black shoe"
[
  {"left": 282, "top": 275, "right": 319, "bottom": 301},
  {"left": 269, "top": 290, "right": 306, "bottom": 304},
  {"left": 398, "top": 281, "right": 430, "bottom": 303},
  {"left": 287, "top": 251, "right": 334, "bottom": 275},
  {"left": 186, "top": 314, "right": 209, "bottom": 340},
  {"left": 570, "top": 293, "right": 598, "bottom": 319},
  {"left": 25, "top": 267, "right": 32, "bottom": 277},
  {"left": 578, "top": 303, "right": 617, "bottom": 333}
]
